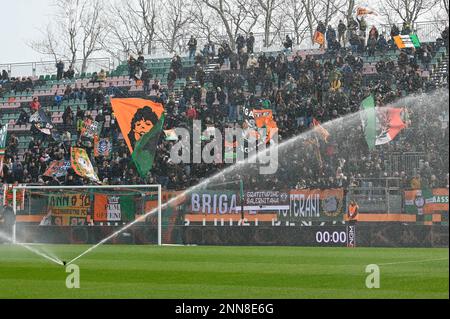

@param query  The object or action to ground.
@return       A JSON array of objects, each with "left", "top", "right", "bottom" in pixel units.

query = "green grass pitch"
[{"left": 0, "top": 245, "right": 448, "bottom": 298}]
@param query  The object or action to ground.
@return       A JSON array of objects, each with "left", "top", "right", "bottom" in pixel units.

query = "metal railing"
[
  {"left": 135, "top": 20, "right": 448, "bottom": 59},
  {"left": 386, "top": 152, "right": 427, "bottom": 176},
  {"left": 1, "top": 20, "right": 446, "bottom": 77},
  {"left": 0, "top": 58, "right": 112, "bottom": 78},
  {"left": 347, "top": 177, "right": 404, "bottom": 214}
]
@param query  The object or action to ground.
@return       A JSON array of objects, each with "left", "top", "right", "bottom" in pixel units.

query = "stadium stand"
[{"left": 1, "top": 24, "right": 449, "bottom": 191}]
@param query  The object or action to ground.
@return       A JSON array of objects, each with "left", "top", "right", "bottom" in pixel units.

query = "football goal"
[{"left": 10, "top": 184, "right": 163, "bottom": 246}]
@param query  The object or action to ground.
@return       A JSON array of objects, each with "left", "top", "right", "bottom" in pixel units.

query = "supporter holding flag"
[{"left": 314, "top": 21, "right": 326, "bottom": 49}]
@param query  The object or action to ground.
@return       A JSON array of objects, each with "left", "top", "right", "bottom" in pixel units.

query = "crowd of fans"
[{"left": 1, "top": 21, "right": 449, "bottom": 192}]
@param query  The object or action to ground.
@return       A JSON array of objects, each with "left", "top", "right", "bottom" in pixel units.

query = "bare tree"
[
  {"left": 190, "top": 1, "right": 223, "bottom": 44},
  {"left": 79, "top": 0, "right": 108, "bottom": 72},
  {"left": 257, "top": 0, "right": 284, "bottom": 47},
  {"left": 380, "top": 0, "right": 441, "bottom": 25},
  {"left": 104, "top": 0, "right": 158, "bottom": 60},
  {"left": 199, "top": 0, "right": 257, "bottom": 50},
  {"left": 157, "top": 0, "right": 194, "bottom": 54},
  {"left": 28, "top": 24, "right": 61, "bottom": 63},
  {"left": 345, "top": 0, "right": 355, "bottom": 23},
  {"left": 301, "top": 0, "right": 346, "bottom": 43},
  {"left": 282, "top": 0, "right": 308, "bottom": 45},
  {"left": 29, "top": 0, "right": 107, "bottom": 72}
]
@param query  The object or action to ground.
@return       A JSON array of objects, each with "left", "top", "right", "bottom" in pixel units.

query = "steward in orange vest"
[{"left": 348, "top": 200, "right": 359, "bottom": 223}]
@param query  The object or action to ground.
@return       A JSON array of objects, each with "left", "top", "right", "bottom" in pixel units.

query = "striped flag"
[{"left": 393, "top": 34, "right": 421, "bottom": 49}]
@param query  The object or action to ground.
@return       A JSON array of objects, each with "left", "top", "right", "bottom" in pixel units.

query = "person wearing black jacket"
[
  {"left": 246, "top": 32, "right": 255, "bottom": 54},
  {"left": 141, "top": 68, "right": 151, "bottom": 95},
  {"left": 338, "top": 20, "right": 347, "bottom": 47},
  {"left": 56, "top": 60, "right": 65, "bottom": 80},
  {"left": 188, "top": 36, "right": 197, "bottom": 59},
  {"left": 283, "top": 35, "right": 293, "bottom": 53},
  {"left": 236, "top": 34, "right": 246, "bottom": 53},
  {"left": 390, "top": 24, "right": 400, "bottom": 39}
]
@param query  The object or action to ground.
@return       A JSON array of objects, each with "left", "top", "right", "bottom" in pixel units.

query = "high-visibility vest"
[{"left": 348, "top": 204, "right": 359, "bottom": 220}]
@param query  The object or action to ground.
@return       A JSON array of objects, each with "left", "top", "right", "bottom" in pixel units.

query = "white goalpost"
[{"left": 11, "top": 184, "right": 163, "bottom": 246}]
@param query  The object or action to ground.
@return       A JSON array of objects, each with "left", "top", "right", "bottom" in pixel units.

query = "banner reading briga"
[{"left": 278, "top": 189, "right": 345, "bottom": 223}]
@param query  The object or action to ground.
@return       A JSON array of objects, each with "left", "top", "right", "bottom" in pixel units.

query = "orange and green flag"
[
  {"left": 110, "top": 98, "right": 165, "bottom": 178},
  {"left": 313, "top": 31, "right": 325, "bottom": 45}
]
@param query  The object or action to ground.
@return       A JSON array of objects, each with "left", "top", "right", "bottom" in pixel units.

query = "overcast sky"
[{"left": 0, "top": 0, "right": 54, "bottom": 64}]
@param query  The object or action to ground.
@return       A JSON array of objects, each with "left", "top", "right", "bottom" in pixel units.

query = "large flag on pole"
[
  {"left": 361, "top": 95, "right": 407, "bottom": 149},
  {"left": 374, "top": 107, "right": 407, "bottom": 146},
  {"left": 71, "top": 147, "right": 100, "bottom": 182},
  {"left": 110, "top": 98, "right": 165, "bottom": 178},
  {"left": 0, "top": 124, "right": 7, "bottom": 177}
]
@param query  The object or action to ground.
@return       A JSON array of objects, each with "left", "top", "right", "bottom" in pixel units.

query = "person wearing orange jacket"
[{"left": 347, "top": 200, "right": 359, "bottom": 224}]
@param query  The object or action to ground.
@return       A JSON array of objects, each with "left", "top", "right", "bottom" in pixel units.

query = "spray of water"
[
  {"left": 0, "top": 231, "right": 64, "bottom": 266},
  {"left": 67, "top": 112, "right": 360, "bottom": 265},
  {"left": 67, "top": 89, "right": 449, "bottom": 265}
]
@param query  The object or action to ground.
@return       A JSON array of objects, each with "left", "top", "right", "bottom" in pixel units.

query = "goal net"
[{"left": 10, "top": 185, "right": 165, "bottom": 246}]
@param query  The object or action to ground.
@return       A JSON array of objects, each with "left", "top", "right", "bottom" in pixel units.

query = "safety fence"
[{"left": 2, "top": 184, "right": 448, "bottom": 227}]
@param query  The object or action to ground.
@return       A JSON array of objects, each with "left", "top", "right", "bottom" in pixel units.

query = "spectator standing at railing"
[
  {"left": 442, "top": 27, "right": 449, "bottom": 51},
  {"left": 246, "top": 32, "right": 255, "bottom": 54},
  {"left": 1, "top": 70, "right": 9, "bottom": 82},
  {"left": 401, "top": 21, "right": 412, "bottom": 35},
  {"left": 236, "top": 34, "right": 246, "bottom": 53},
  {"left": 128, "top": 55, "right": 137, "bottom": 80},
  {"left": 390, "top": 24, "right": 400, "bottom": 40},
  {"left": 137, "top": 52, "right": 145, "bottom": 71},
  {"left": 283, "top": 35, "right": 293, "bottom": 53},
  {"left": 188, "top": 36, "right": 197, "bottom": 60},
  {"left": 56, "top": 60, "right": 64, "bottom": 81},
  {"left": 357, "top": 16, "right": 367, "bottom": 38},
  {"left": 338, "top": 20, "right": 347, "bottom": 47},
  {"left": 326, "top": 25, "right": 336, "bottom": 50}
]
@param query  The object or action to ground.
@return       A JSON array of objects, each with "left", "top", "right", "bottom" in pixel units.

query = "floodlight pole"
[
  {"left": 12, "top": 188, "right": 16, "bottom": 244},
  {"left": 158, "top": 185, "right": 162, "bottom": 246}
]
